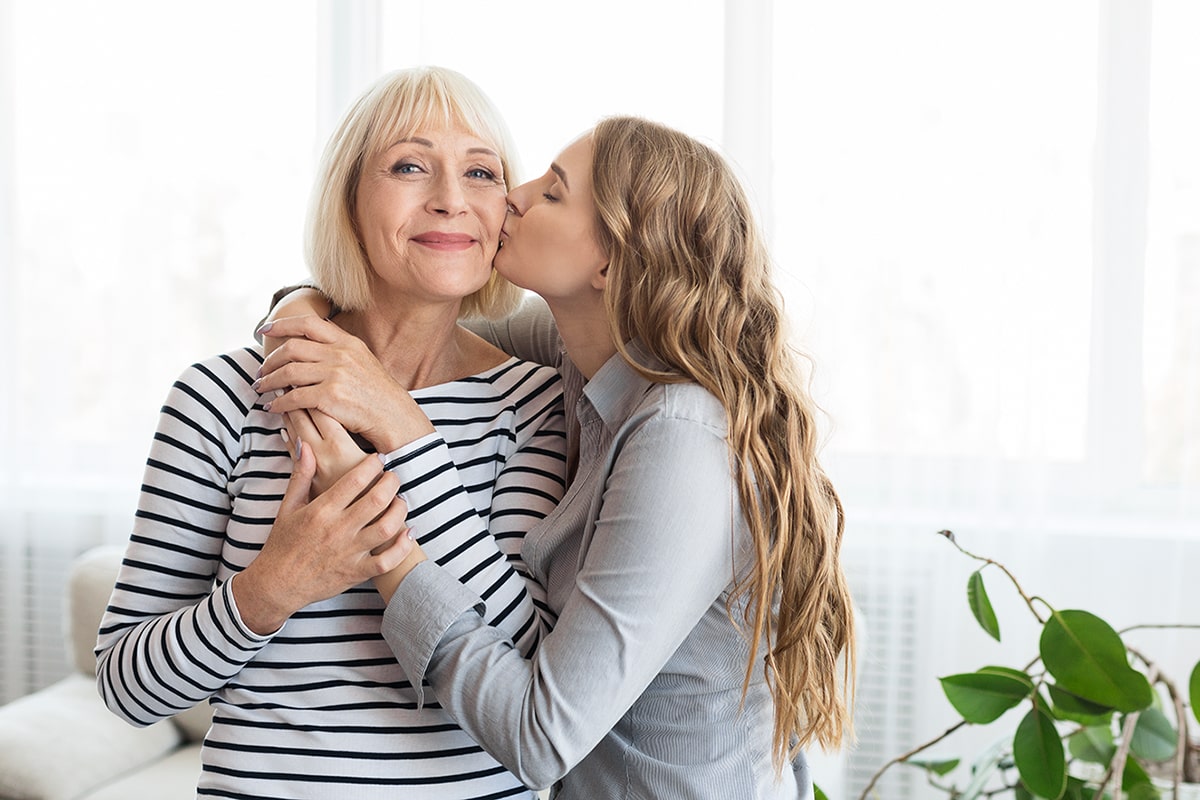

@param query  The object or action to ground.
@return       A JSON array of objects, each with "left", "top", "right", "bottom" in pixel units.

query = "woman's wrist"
[
  {"left": 229, "top": 568, "right": 294, "bottom": 636},
  {"left": 366, "top": 395, "right": 437, "bottom": 454},
  {"left": 373, "top": 546, "right": 428, "bottom": 603}
]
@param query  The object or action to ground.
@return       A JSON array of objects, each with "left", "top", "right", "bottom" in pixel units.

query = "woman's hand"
[
  {"left": 260, "top": 287, "right": 332, "bottom": 359},
  {"left": 281, "top": 408, "right": 368, "bottom": 497},
  {"left": 231, "top": 443, "right": 414, "bottom": 635},
  {"left": 278, "top": 404, "right": 429, "bottom": 602},
  {"left": 255, "top": 315, "right": 434, "bottom": 453}
]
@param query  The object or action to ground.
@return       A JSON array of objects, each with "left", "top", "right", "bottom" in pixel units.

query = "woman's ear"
[{"left": 591, "top": 261, "right": 610, "bottom": 291}]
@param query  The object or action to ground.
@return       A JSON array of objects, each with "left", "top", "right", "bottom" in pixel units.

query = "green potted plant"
[{"left": 856, "top": 531, "right": 1200, "bottom": 800}]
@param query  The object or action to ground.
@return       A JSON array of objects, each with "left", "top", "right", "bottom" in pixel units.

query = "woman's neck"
[
  {"left": 336, "top": 300, "right": 482, "bottom": 390},
  {"left": 546, "top": 295, "right": 617, "bottom": 381}
]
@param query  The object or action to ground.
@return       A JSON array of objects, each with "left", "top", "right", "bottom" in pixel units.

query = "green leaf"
[
  {"left": 1128, "top": 706, "right": 1177, "bottom": 762},
  {"left": 1067, "top": 725, "right": 1115, "bottom": 764},
  {"left": 968, "top": 569, "right": 1001, "bottom": 641},
  {"left": 1063, "top": 776, "right": 1096, "bottom": 800},
  {"left": 813, "top": 784, "right": 829, "bottom": 800},
  {"left": 941, "top": 669, "right": 1034, "bottom": 723},
  {"left": 1013, "top": 707, "right": 1067, "bottom": 800},
  {"left": 1048, "top": 684, "right": 1114, "bottom": 724},
  {"left": 960, "top": 737, "right": 1008, "bottom": 800},
  {"left": 904, "top": 757, "right": 960, "bottom": 776},
  {"left": 1039, "top": 610, "right": 1153, "bottom": 712},
  {"left": 978, "top": 664, "right": 1036, "bottom": 684},
  {"left": 1190, "top": 661, "right": 1200, "bottom": 727},
  {"left": 1015, "top": 786, "right": 1035, "bottom": 800},
  {"left": 1121, "top": 757, "right": 1161, "bottom": 800}
]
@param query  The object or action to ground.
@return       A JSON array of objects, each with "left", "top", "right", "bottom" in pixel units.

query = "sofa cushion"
[
  {"left": 67, "top": 544, "right": 126, "bottom": 676},
  {"left": 173, "top": 699, "right": 214, "bottom": 742},
  {"left": 0, "top": 674, "right": 182, "bottom": 800},
  {"left": 79, "top": 743, "right": 203, "bottom": 800}
]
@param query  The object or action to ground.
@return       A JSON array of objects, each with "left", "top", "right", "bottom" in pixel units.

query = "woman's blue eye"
[
  {"left": 467, "top": 168, "right": 497, "bottom": 180},
  {"left": 392, "top": 162, "right": 421, "bottom": 174}
]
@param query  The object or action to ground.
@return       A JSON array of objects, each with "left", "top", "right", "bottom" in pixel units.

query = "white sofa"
[{"left": 0, "top": 545, "right": 209, "bottom": 800}]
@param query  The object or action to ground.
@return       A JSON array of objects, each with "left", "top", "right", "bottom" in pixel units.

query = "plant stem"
[
  {"left": 1095, "top": 663, "right": 1160, "bottom": 800},
  {"left": 937, "top": 530, "right": 1046, "bottom": 624},
  {"left": 1119, "top": 624, "right": 1200, "bottom": 633},
  {"left": 855, "top": 719, "right": 969, "bottom": 800},
  {"left": 1127, "top": 646, "right": 1190, "bottom": 793}
]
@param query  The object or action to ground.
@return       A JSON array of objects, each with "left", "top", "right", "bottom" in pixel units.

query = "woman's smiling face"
[
  {"left": 494, "top": 133, "right": 609, "bottom": 303},
  {"left": 353, "top": 125, "right": 508, "bottom": 306}
]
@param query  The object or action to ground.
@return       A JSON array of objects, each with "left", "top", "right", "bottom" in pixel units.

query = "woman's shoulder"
[
  {"left": 173, "top": 346, "right": 264, "bottom": 393},
  {"left": 155, "top": 346, "right": 267, "bottom": 465},
  {"left": 166, "top": 346, "right": 265, "bottom": 423},
  {"left": 469, "top": 357, "right": 563, "bottom": 408},
  {"left": 640, "top": 380, "right": 727, "bottom": 435}
]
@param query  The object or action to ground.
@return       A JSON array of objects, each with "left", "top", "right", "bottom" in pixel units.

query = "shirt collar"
[{"left": 581, "top": 340, "right": 663, "bottom": 432}]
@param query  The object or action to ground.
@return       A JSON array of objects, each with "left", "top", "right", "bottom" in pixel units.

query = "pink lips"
[{"left": 412, "top": 232, "right": 475, "bottom": 251}]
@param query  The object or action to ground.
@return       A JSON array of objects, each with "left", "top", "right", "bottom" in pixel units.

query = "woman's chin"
[{"left": 492, "top": 251, "right": 527, "bottom": 290}]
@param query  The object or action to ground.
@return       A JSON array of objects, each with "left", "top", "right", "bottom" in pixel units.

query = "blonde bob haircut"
[{"left": 305, "top": 66, "right": 523, "bottom": 319}]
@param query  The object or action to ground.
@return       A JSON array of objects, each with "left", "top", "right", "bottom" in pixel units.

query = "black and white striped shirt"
[{"left": 96, "top": 345, "right": 566, "bottom": 799}]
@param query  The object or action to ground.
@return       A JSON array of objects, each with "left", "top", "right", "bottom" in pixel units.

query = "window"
[
  {"left": 3, "top": 0, "right": 320, "bottom": 511},
  {"left": 375, "top": 0, "right": 726, "bottom": 179}
]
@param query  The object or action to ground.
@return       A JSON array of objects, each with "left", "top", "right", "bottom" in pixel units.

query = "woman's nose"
[
  {"left": 428, "top": 174, "right": 468, "bottom": 215},
  {"left": 505, "top": 188, "right": 526, "bottom": 216}
]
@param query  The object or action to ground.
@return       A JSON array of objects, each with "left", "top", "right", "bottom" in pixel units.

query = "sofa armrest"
[{"left": 0, "top": 674, "right": 183, "bottom": 800}]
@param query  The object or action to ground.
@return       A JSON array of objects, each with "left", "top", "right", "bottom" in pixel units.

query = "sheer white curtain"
[
  {"left": 2, "top": 1, "right": 1197, "bottom": 796},
  {"left": 0, "top": 0, "right": 323, "bottom": 701},
  {"left": 769, "top": 2, "right": 1199, "bottom": 796}
]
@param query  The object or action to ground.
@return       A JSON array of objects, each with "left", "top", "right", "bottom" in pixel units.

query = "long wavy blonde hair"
[{"left": 590, "top": 116, "right": 856, "bottom": 764}]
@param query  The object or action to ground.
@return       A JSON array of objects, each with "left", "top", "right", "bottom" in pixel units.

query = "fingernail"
[
  {"left": 274, "top": 389, "right": 285, "bottom": 399},
  {"left": 377, "top": 453, "right": 388, "bottom": 466},
  {"left": 255, "top": 366, "right": 262, "bottom": 379},
  {"left": 257, "top": 321, "right": 274, "bottom": 335},
  {"left": 280, "top": 427, "right": 290, "bottom": 444},
  {"left": 252, "top": 378, "right": 262, "bottom": 391},
  {"left": 295, "top": 438, "right": 303, "bottom": 461},
  {"left": 263, "top": 400, "right": 272, "bottom": 412}
]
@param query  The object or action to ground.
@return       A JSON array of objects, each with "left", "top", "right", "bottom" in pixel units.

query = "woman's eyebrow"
[
  {"left": 393, "top": 138, "right": 498, "bottom": 160},
  {"left": 551, "top": 163, "right": 570, "bottom": 190}
]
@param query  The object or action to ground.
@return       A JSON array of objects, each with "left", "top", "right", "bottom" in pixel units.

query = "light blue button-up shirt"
[{"left": 384, "top": 298, "right": 811, "bottom": 798}]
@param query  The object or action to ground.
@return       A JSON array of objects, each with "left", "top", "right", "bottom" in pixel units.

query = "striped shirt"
[{"left": 95, "top": 345, "right": 566, "bottom": 799}]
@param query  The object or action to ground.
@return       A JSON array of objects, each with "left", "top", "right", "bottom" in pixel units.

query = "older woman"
[{"left": 95, "top": 67, "right": 566, "bottom": 799}]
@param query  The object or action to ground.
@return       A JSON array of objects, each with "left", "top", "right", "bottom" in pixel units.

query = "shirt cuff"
[
  {"left": 381, "top": 560, "right": 484, "bottom": 706},
  {"left": 221, "top": 575, "right": 283, "bottom": 645},
  {"left": 377, "top": 431, "right": 442, "bottom": 477}
]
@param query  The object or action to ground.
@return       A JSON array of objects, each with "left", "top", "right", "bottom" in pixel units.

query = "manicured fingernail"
[
  {"left": 280, "top": 427, "right": 290, "bottom": 444},
  {"left": 295, "top": 439, "right": 303, "bottom": 461},
  {"left": 377, "top": 453, "right": 388, "bottom": 466},
  {"left": 263, "top": 400, "right": 272, "bottom": 412},
  {"left": 274, "top": 389, "right": 285, "bottom": 399},
  {"left": 252, "top": 378, "right": 263, "bottom": 391},
  {"left": 255, "top": 366, "right": 262, "bottom": 379},
  {"left": 257, "top": 321, "right": 274, "bottom": 335}
]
